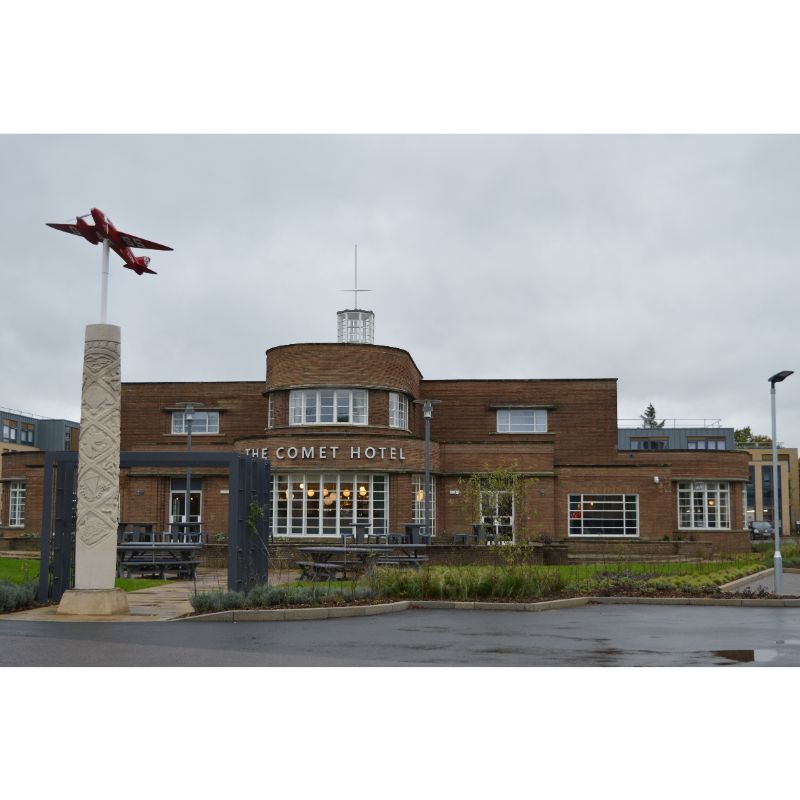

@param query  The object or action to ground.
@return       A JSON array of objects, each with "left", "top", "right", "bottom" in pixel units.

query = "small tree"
[
  {"left": 461, "top": 466, "right": 537, "bottom": 542},
  {"left": 640, "top": 403, "right": 665, "bottom": 429},
  {"left": 735, "top": 426, "right": 772, "bottom": 446}
]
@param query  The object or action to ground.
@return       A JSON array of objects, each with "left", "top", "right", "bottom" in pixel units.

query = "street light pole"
[
  {"left": 414, "top": 399, "right": 440, "bottom": 541},
  {"left": 184, "top": 405, "right": 194, "bottom": 538},
  {"left": 768, "top": 370, "right": 793, "bottom": 594},
  {"left": 175, "top": 402, "right": 202, "bottom": 538}
]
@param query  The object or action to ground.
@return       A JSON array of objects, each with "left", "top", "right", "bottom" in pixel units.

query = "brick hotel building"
[{"left": 1, "top": 309, "right": 751, "bottom": 550}]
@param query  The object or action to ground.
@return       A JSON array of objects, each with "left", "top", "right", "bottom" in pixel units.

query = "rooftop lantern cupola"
[{"left": 337, "top": 245, "right": 374, "bottom": 344}]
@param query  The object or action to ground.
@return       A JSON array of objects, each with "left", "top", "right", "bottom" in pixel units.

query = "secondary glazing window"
[
  {"left": 9, "top": 482, "right": 25, "bottom": 527},
  {"left": 677, "top": 482, "right": 730, "bottom": 529},
  {"left": 289, "top": 390, "right": 368, "bottom": 425},
  {"left": 412, "top": 474, "right": 436, "bottom": 536},
  {"left": 20, "top": 423, "right": 35, "bottom": 445},
  {"left": 496, "top": 408, "right": 547, "bottom": 433},
  {"left": 2, "top": 418, "right": 17, "bottom": 442},
  {"left": 171, "top": 411, "right": 219, "bottom": 434},
  {"left": 687, "top": 438, "right": 726, "bottom": 450},
  {"left": 271, "top": 473, "right": 387, "bottom": 536},
  {"left": 389, "top": 392, "right": 408, "bottom": 429},
  {"left": 568, "top": 494, "right": 639, "bottom": 537}
]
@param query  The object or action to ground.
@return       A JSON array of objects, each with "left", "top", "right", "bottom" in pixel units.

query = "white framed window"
[
  {"left": 169, "top": 478, "right": 202, "bottom": 527},
  {"left": 481, "top": 487, "right": 514, "bottom": 543},
  {"left": 9, "top": 482, "right": 25, "bottom": 527},
  {"left": 271, "top": 472, "right": 387, "bottom": 536},
  {"left": 267, "top": 395, "right": 274, "bottom": 429},
  {"left": 678, "top": 481, "right": 730, "bottom": 529},
  {"left": 496, "top": 408, "right": 547, "bottom": 433},
  {"left": 569, "top": 494, "right": 639, "bottom": 537},
  {"left": 289, "top": 389, "right": 368, "bottom": 426},
  {"left": 687, "top": 438, "right": 726, "bottom": 450},
  {"left": 412, "top": 474, "right": 436, "bottom": 536},
  {"left": 171, "top": 411, "right": 219, "bottom": 434},
  {"left": 389, "top": 392, "right": 408, "bottom": 429}
]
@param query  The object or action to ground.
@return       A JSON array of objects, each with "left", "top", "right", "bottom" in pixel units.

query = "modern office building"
[
  {"left": 740, "top": 445, "right": 799, "bottom": 536},
  {"left": 0, "top": 309, "right": 751, "bottom": 549}
]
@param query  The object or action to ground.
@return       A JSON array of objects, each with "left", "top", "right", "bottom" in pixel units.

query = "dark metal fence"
[{"left": 38, "top": 451, "right": 270, "bottom": 603}]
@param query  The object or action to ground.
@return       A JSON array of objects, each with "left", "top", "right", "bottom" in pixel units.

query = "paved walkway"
[
  {"left": 4, "top": 567, "right": 300, "bottom": 623},
  {"left": 728, "top": 568, "right": 800, "bottom": 595}
]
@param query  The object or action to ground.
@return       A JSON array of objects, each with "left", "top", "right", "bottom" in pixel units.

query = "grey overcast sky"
[
  {"left": 7, "top": 1, "right": 800, "bottom": 787},
  {"left": 1, "top": 134, "right": 799, "bottom": 445}
]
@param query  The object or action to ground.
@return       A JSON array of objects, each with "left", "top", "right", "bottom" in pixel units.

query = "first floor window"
[
  {"left": 412, "top": 474, "right": 436, "bottom": 536},
  {"left": 271, "top": 473, "right": 387, "bottom": 536},
  {"left": 2, "top": 418, "right": 17, "bottom": 442},
  {"left": 496, "top": 408, "right": 547, "bottom": 433},
  {"left": 9, "top": 482, "right": 25, "bottom": 527},
  {"left": 20, "top": 423, "right": 35, "bottom": 445},
  {"left": 389, "top": 392, "right": 408, "bottom": 429},
  {"left": 678, "top": 481, "right": 730, "bottom": 529},
  {"left": 631, "top": 438, "right": 667, "bottom": 450},
  {"left": 171, "top": 410, "right": 219, "bottom": 435},
  {"left": 481, "top": 487, "right": 514, "bottom": 542},
  {"left": 267, "top": 395, "right": 274, "bottom": 428},
  {"left": 568, "top": 494, "right": 639, "bottom": 537},
  {"left": 289, "top": 389, "right": 368, "bottom": 426},
  {"left": 687, "top": 438, "right": 726, "bottom": 450}
]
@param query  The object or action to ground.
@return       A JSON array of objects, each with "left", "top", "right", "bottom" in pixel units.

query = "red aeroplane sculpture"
[{"left": 47, "top": 207, "right": 173, "bottom": 275}]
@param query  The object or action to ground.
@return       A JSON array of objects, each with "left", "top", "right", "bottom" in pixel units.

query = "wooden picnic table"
[
  {"left": 297, "top": 546, "right": 380, "bottom": 581},
  {"left": 297, "top": 543, "right": 429, "bottom": 581},
  {"left": 116, "top": 540, "right": 203, "bottom": 579}
]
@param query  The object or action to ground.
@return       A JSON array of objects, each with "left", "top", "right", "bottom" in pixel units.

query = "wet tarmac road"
[{"left": 3, "top": 604, "right": 800, "bottom": 666}]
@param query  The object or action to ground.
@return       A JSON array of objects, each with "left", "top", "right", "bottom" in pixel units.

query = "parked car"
[{"left": 749, "top": 520, "right": 774, "bottom": 540}]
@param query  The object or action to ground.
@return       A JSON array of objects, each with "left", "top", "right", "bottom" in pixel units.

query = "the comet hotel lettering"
[{"left": 244, "top": 445, "right": 406, "bottom": 462}]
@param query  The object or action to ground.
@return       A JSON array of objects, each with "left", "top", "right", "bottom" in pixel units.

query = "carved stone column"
[{"left": 58, "top": 324, "right": 129, "bottom": 615}]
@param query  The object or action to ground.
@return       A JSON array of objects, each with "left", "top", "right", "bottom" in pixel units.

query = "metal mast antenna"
[{"left": 343, "top": 244, "right": 371, "bottom": 308}]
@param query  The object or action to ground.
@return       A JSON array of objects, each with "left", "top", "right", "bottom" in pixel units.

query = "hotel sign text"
[{"left": 244, "top": 445, "right": 406, "bottom": 462}]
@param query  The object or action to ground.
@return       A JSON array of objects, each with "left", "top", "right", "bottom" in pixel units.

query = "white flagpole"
[{"left": 100, "top": 239, "right": 109, "bottom": 323}]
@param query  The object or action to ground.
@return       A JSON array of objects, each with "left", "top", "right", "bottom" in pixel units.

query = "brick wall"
[
  {"left": 121, "top": 381, "right": 266, "bottom": 451},
  {"left": 266, "top": 343, "right": 422, "bottom": 397},
  {"left": 421, "top": 378, "right": 619, "bottom": 465},
  {"left": 0, "top": 451, "right": 45, "bottom": 537}
]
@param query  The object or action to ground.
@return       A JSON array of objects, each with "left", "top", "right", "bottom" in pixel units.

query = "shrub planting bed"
[{"left": 190, "top": 555, "right": 777, "bottom": 613}]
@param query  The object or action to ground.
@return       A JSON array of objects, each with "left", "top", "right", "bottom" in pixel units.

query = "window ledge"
[{"left": 489, "top": 404, "right": 556, "bottom": 410}]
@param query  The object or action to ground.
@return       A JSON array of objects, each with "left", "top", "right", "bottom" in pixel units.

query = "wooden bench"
[{"left": 117, "top": 557, "right": 200, "bottom": 580}]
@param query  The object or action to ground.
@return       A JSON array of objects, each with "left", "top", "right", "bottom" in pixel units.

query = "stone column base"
[{"left": 57, "top": 588, "right": 131, "bottom": 616}]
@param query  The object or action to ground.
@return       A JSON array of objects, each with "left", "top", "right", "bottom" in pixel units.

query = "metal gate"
[{"left": 38, "top": 451, "right": 271, "bottom": 603}]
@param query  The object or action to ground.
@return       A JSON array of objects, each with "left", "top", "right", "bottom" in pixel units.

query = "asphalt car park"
[{"left": 3, "top": 604, "right": 800, "bottom": 666}]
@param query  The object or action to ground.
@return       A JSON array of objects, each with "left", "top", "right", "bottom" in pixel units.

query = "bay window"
[
  {"left": 289, "top": 389, "right": 368, "bottom": 425},
  {"left": 389, "top": 392, "right": 408, "bottom": 429}
]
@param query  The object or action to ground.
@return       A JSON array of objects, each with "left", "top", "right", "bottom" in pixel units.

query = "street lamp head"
[
  {"left": 414, "top": 398, "right": 441, "bottom": 419},
  {"left": 769, "top": 370, "right": 794, "bottom": 387}
]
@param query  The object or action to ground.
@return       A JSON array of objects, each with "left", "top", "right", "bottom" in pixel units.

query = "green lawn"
[{"left": 0, "top": 558, "right": 169, "bottom": 592}]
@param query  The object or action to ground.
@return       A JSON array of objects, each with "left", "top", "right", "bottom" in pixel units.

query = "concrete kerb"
[{"left": 177, "top": 593, "right": 800, "bottom": 622}]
